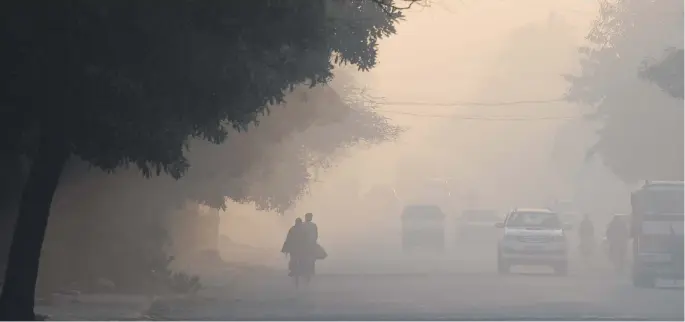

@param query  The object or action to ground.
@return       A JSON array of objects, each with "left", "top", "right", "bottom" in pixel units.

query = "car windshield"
[{"left": 506, "top": 212, "right": 562, "bottom": 229}]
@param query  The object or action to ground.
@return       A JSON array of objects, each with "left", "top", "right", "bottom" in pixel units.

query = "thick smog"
[{"left": 0, "top": 0, "right": 682, "bottom": 320}]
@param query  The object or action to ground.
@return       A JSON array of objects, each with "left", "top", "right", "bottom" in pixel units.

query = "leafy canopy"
[{"left": 0, "top": 0, "right": 410, "bottom": 179}]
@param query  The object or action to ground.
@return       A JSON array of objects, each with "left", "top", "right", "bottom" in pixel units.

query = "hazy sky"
[
  {"left": 323, "top": 0, "right": 598, "bottom": 193},
  {"left": 361, "top": 0, "right": 595, "bottom": 99},
  {"left": 219, "top": 0, "right": 601, "bottom": 258}
]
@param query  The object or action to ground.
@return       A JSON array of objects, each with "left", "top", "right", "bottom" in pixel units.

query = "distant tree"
[
  {"left": 639, "top": 48, "right": 684, "bottom": 100},
  {"left": 0, "top": 1, "right": 415, "bottom": 318},
  {"left": 565, "top": 0, "right": 683, "bottom": 183}
]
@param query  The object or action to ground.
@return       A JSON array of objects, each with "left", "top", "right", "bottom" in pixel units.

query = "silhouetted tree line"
[
  {"left": 0, "top": 0, "right": 417, "bottom": 319},
  {"left": 565, "top": 0, "right": 683, "bottom": 183}
]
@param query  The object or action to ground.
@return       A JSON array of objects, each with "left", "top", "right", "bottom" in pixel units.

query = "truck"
[
  {"left": 630, "top": 181, "right": 684, "bottom": 288},
  {"left": 401, "top": 204, "right": 446, "bottom": 253}
]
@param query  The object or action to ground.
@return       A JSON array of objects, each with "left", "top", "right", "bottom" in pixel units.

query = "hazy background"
[
  {"left": 0, "top": 0, "right": 680, "bottom": 319},
  {"left": 217, "top": 0, "right": 636, "bottom": 273},
  {"left": 1, "top": 0, "right": 679, "bottom": 296}
]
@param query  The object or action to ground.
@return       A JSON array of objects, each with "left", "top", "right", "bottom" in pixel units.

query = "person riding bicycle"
[
  {"left": 282, "top": 218, "right": 305, "bottom": 280},
  {"left": 281, "top": 213, "right": 323, "bottom": 288}
]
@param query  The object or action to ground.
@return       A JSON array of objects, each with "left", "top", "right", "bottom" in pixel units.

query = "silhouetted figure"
[
  {"left": 300, "top": 213, "right": 319, "bottom": 284},
  {"left": 282, "top": 218, "right": 305, "bottom": 286},
  {"left": 281, "top": 213, "right": 325, "bottom": 288},
  {"left": 302, "top": 213, "right": 318, "bottom": 243}
]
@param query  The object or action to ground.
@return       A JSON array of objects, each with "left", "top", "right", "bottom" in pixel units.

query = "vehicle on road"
[
  {"left": 630, "top": 181, "right": 684, "bottom": 288},
  {"left": 401, "top": 204, "right": 446, "bottom": 253},
  {"left": 496, "top": 208, "right": 570, "bottom": 275}
]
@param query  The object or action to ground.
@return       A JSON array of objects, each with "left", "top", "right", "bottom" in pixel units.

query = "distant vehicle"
[
  {"left": 401, "top": 204, "right": 446, "bottom": 253},
  {"left": 630, "top": 181, "right": 684, "bottom": 288},
  {"left": 496, "top": 208, "right": 570, "bottom": 275},
  {"left": 455, "top": 209, "right": 502, "bottom": 243}
]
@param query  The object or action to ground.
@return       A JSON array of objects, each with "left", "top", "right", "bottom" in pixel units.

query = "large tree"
[
  {"left": 32, "top": 80, "right": 400, "bottom": 295},
  {"left": 565, "top": 0, "right": 683, "bottom": 183},
  {"left": 0, "top": 1, "right": 415, "bottom": 318}
]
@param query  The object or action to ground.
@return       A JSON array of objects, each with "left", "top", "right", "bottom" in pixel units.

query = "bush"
[
  {"left": 152, "top": 256, "right": 202, "bottom": 295},
  {"left": 169, "top": 272, "right": 202, "bottom": 295}
]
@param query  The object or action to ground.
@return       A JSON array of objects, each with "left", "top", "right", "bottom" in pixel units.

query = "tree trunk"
[{"left": 0, "top": 132, "right": 69, "bottom": 321}]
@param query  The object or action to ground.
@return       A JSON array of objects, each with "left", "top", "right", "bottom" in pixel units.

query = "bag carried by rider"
[{"left": 315, "top": 243, "right": 328, "bottom": 260}]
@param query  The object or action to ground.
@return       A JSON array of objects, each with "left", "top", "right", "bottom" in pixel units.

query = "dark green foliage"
[
  {"left": 0, "top": 0, "right": 411, "bottom": 176},
  {"left": 328, "top": 0, "right": 402, "bottom": 70},
  {"left": 1, "top": 1, "right": 329, "bottom": 177},
  {"left": 0, "top": 0, "right": 410, "bottom": 179},
  {"left": 151, "top": 256, "right": 202, "bottom": 294},
  {"left": 168, "top": 272, "right": 203, "bottom": 295},
  {"left": 0, "top": 1, "right": 416, "bottom": 318}
]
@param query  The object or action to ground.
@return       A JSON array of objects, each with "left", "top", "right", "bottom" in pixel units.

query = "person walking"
[
  {"left": 300, "top": 213, "right": 319, "bottom": 285},
  {"left": 282, "top": 218, "right": 305, "bottom": 287}
]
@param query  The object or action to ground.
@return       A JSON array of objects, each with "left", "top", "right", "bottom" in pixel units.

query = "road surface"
[
  {"left": 37, "top": 247, "right": 682, "bottom": 320},
  {"left": 144, "top": 266, "right": 683, "bottom": 320}
]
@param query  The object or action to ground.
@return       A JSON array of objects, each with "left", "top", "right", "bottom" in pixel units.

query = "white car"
[
  {"left": 401, "top": 204, "right": 446, "bottom": 253},
  {"left": 496, "top": 208, "right": 570, "bottom": 275}
]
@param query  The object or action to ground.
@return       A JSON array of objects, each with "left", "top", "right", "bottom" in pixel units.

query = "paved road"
[
  {"left": 37, "top": 248, "right": 682, "bottom": 320},
  {"left": 146, "top": 268, "right": 683, "bottom": 320}
]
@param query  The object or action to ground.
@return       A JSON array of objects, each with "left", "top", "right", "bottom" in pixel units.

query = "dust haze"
[
  {"left": 219, "top": 0, "right": 627, "bottom": 271},
  {"left": 1, "top": 0, "right": 682, "bottom": 320},
  {"left": 209, "top": 2, "right": 683, "bottom": 319}
]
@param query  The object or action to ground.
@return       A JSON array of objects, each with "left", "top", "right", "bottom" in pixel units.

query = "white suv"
[{"left": 496, "top": 208, "right": 570, "bottom": 275}]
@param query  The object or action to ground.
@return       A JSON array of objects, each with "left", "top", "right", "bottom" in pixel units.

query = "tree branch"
[{"left": 369, "top": 0, "right": 425, "bottom": 15}]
